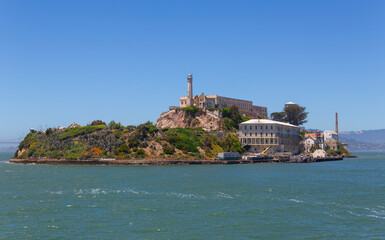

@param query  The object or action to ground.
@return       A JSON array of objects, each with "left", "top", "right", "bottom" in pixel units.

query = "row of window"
[
  {"left": 243, "top": 125, "right": 298, "bottom": 133},
  {"left": 242, "top": 138, "right": 277, "bottom": 145},
  {"left": 241, "top": 138, "right": 299, "bottom": 145},
  {"left": 245, "top": 132, "right": 275, "bottom": 137},
  {"left": 242, "top": 132, "right": 299, "bottom": 138},
  {"left": 244, "top": 125, "right": 274, "bottom": 130}
]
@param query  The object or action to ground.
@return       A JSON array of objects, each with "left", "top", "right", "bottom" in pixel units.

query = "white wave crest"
[
  {"left": 50, "top": 191, "right": 63, "bottom": 195},
  {"left": 289, "top": 199, "right": 303, "bottom": 203},
  {"left": 166, "top": 192, "right": 205, "bottom": 199},
  {"left": 367, "top": 214, "right": 385, "bottom": 219},
  {"left": 216, "top": 192, "right": 233, "bottom": 199}
]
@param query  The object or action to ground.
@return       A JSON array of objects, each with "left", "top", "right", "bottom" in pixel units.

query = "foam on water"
[
  {"left": 289, "top": 198, "right": 303, "bottom": 203},
  {"left": 166, "top": 192, "right": 205, "bottom": 199},
  {"left": 216, "top": 192, "right": 233, "bottom": 199}
]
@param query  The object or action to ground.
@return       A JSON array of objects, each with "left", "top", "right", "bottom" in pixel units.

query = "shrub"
[
  {"left": 135, "top": 149, "right": 146, "bottom": 158},
  {"left": 221, "top": 108, "right": 230, "bottom": 118},
  {"left": 116, "top": 144, "right": 130, "bottom": 156},
  {"left": 90, "top": 120, "right": 106, "bottom": 126},
  {"left": 163, "top": 128, "right": 203, "bottom": 153},
  {"left": 221, "top": 118, "right": 235, "bottom": 131},
  {"left": 220, "top": 133, "right": 245, "bottom": 153},
  {"left": 46, "top": 128, "right": 54, "bottom": 135},
  {"left": 136, "top": 121, "right": 158, "bottom": 140},
  {"left": 65, "top": 152, "right": 81, "bottom": 160},
  {"left": 163, "top": 146, "right": 175, "bottom": 155},
  {"left": 183, "top": 106, "right": 199, "bottom": 117},
  {"left": 108, "top": 121, "right": 124, "bottom": 130},
  {"left": 59, "top": 125, "right": 106, "bottom": 140},
  {"left": 128, "top": 137, "right": 140, "bottom": 148}
]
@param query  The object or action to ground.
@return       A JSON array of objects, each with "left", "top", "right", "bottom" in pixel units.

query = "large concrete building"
[
  {"left": 238, "top": 119, "right": 300, "bottom": 155},
  {"left": 179, "top": 74, "right": 268, "bottom": 118}
]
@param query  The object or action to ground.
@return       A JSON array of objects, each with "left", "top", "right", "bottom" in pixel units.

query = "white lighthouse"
[{"left": 186, "top": 73, "right": 193, "bottom": 107}]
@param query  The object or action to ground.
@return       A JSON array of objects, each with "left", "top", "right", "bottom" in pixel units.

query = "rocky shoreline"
[{"left": 10, "top": 157, "right": 344, "bottom": 165}]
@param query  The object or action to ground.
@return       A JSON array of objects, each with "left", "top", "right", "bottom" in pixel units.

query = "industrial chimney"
[{"left": 335, "top": 112, "right": 339, "bottom": 141}]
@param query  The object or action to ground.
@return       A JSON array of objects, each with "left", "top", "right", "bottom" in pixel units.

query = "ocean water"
[{"left": 1, "top": 152, "right": 384, "bottom": 239}]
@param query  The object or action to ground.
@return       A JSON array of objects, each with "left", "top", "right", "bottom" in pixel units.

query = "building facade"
[
  {"left": 323, "top": 130, "right": 338, "bottom": 141},
  {"left": 303, "top": 132, "right": 325, "bottom": 152},
  {"left": 179, "top": 74, "right": 268, "bottom": 118},
  {"left": 303, "top": 135, "right": 316, "bottom": 152},
  {"left": 238, "top": 119, "right": 300, "bottom": 155}
]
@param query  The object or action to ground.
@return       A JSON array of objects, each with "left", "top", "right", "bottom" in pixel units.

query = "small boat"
[{"left": 241, "top": 146, "right": 272, "bottom": 161}]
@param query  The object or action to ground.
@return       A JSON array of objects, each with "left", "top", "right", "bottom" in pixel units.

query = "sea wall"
[{"left": 10, "top": 157, "right": 343, "bottom": 165}]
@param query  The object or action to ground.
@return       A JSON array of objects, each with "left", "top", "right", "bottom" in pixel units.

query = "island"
[{"left": 11, "top": 74, "right": 352, "bottom": 165}]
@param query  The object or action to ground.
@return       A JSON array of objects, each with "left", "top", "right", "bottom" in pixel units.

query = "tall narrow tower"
[
  {"left": 186, "top": 73, "right": 193, "bottom": 107},
  {"left": 335, "top": 112, "right": 339, "bottom": 141}
]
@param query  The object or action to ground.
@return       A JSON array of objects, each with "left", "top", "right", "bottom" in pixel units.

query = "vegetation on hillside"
[
  {"left": 221, "top": 105, "right": 249, "bottom": 131},
  {"left": 299, "top": 129, "right": 313, "bottom": 139},
  {"left": 15, "top": 121, "right": 246, "bottom": 160},
  {"left": 271, "top": 104, "right": 308, "bottom": 126},
  {"left": 326, "top": 142, "right": 352, "bottom": 156}
]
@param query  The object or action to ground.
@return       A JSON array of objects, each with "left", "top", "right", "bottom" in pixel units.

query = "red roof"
[{"left": 305, "top": 133, "right": 323, "bottom": 138}]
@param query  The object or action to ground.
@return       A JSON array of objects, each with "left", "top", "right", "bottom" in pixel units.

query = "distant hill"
[
  {"left": 0, "top": 143, "right": 18, "bottom": 153},
  {"left": 339, "top": 129, "right": 385, "bottom": 145},
  {"left": 339, "top": 137, "right": 385, "bottom": 151},
  {"left": 303, "top": 129, "right": 385, "bottom": 151}
]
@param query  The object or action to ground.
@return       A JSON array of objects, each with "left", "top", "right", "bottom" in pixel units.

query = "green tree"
[
  {"left": 229, "top": 105, "right": 242, "bottom": 123},
  {"left": 257, "top": 114, "right": 267, "bottom": 119},
  {"left": 220, "top": 133, "right": 245, "bottom": 153},
  {"left": 221, "top": 108, "right": 230, "bottom": 118},
  {"left": 270, "top": 104, "right": 308, "bottom": 126},
  {"left": 270, "top": 112, "right": 285, "bottom": 122},
  {"left": 220, "top": 105, "right": 249, "bottom": 131},
  {"left": 46, "top": 128, "right": 54, "bottom": 135}
]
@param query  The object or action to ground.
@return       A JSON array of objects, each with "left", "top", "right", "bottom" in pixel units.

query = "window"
[
  {"left": 271, "top": 126, "right": 273, "bottom": 129},
  {"left": 265, "top": 133, "right": 268, "bottom": 136},
  {"left": 250, "top": 126, "right": 252, "bottom": 130},
  {"left": 255, "top": 126, "right": 257, "bottom": 129}
]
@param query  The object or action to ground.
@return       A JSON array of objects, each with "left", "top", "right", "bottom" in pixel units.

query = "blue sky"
[{"left": 1, "top": 0, "right": 384, "bottom": 141}]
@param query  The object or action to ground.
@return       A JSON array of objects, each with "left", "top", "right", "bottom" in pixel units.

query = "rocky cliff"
[{"left": 156, "top": 109, "right": 221, "bottom": 131}]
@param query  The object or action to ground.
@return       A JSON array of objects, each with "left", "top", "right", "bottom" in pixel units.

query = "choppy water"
[{"left": 1, "top": 152, "right": 385, "bottom": 239}]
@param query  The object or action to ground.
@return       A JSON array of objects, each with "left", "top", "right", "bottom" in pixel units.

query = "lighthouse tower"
[{"left": 186, "top": 73, "right": 193, "bottom": 107}]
